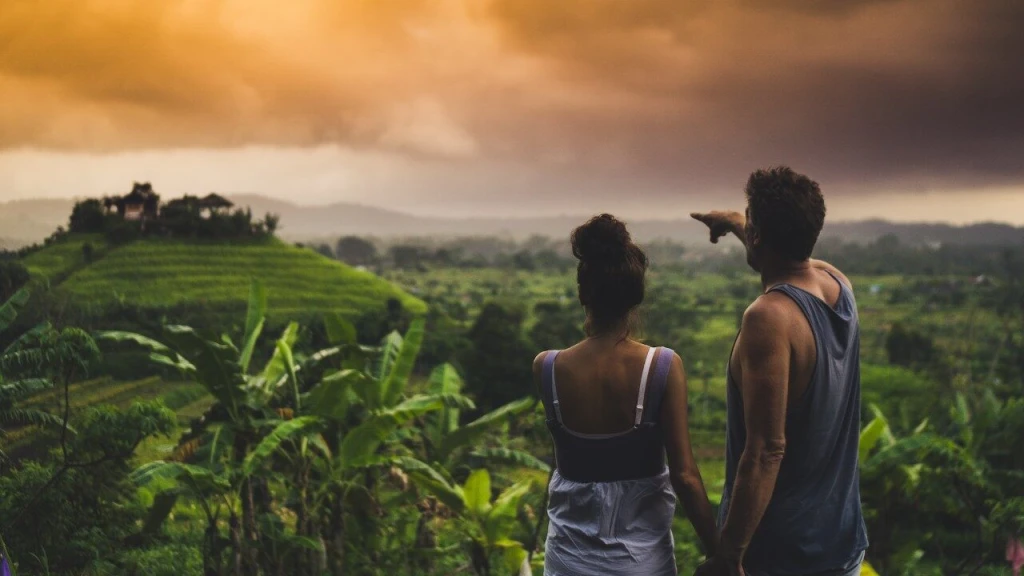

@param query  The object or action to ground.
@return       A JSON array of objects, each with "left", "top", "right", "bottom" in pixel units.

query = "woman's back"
[
  {"left": 535, "top": 213, "right": 718, "bottom": 575},
  {"left": 550, "top": 339, "right": 657, "bottom": 434},
  {"left": 539, "top": 342, "right": 679, "bottom": 575}
]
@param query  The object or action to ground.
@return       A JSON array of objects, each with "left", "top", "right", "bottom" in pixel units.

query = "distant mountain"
[
  {"left": 0, "top": 198, "right": 74, "bottom": 248},
  {"left": 821, "top": 219, "right": 1024, "bottom": 246},
  {"left": 2, "top": 194, "right": 1022, "bottom": 248},
  {"left": 229, "top": 194, "right": 1024, "bottom": 247}
]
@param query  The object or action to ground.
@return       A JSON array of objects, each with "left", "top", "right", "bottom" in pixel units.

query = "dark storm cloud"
[{"left": 479, "top": 0, "right": 1024, "bottom": 193}]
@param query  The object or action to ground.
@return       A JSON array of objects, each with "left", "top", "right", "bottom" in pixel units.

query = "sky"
[{"left": 1, "top": 0, "right": 1023, "bottom": 222}]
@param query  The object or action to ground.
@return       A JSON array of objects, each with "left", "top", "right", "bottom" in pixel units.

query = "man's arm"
[
  {"left": 717, "top": 298, "right": 792, "bottom": 569},
  {"left": 691, "top": 211, "right": 747, "bottom": 249},
  {"left": 691, "top": 211, "right": 851, "bottom": 289}
]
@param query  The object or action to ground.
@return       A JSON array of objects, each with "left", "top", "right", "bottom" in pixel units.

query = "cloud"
[
  {"left": 0, "top": 0, "right": 488, "bottom": 151},
  {"left": 480, "top": 0, "right": 1024, "bottom": 191},
  {"left": 1, "top": 0, "right": 1022, "bottom": 198},
  {"left": 380, "top": 98, "right": 479, "bottom": 158}
]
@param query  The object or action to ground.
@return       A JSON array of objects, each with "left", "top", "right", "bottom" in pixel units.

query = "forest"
[{"left": 0, "top": 226, "right": 1022, "bottom": 576}]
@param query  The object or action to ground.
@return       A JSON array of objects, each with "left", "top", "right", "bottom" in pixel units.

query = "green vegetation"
[
  {"left": 18, "top": 236, "right": 424, "bottom": 331},
  {"left": 20, "top": 234, "right": 109, "bottom": 283},
  {"left": 57, "top": 238, "right": 424, "bottom": 318},
  {"left": 1, "top": 225, "right": 1023, "bottom": 575}
]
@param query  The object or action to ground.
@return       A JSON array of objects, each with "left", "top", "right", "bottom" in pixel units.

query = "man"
[{"left": 692, "top": 167, "right": 868, "bottom": 576}]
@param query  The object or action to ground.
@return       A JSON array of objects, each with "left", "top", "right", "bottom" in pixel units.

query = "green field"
[
  {"left": 25, "top": 235, "right": 425, "bottom": 321},
  {"left": 21, "top": 234, "right": 110, "bottom": 283}
]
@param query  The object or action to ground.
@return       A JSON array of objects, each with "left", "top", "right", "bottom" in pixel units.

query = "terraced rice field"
[
  {"left": 40, "top": 236, "right": 424, "bottom": 320},
  {"left": 21, "top": 234, "right": 110, "bottom": 282},
  {"left": 5, "top": 377, "right": 211, "bottom": 461}
]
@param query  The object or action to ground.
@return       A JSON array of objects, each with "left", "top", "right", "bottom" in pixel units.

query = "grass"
[
  {"left": 21, "top": 234, "right": 110, "bottom": 282},
  {"left": 31, "top": 235, "right": 424, "bottom": 320}
]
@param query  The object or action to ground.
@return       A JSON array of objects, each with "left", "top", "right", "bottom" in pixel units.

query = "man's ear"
[{"left": 747, "top": 225, "right": 761, "bottom": 247}]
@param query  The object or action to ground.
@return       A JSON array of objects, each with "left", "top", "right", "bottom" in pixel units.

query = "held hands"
[
  {"left": 689, "top": 211, "right": 745, "bottom": 244},
  {"left": 694, "top": 555, "right": 745, "bottom": 576}
]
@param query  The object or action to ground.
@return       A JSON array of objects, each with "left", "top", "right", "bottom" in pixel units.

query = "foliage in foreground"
[{"left": 95, "top": 281, "right": 545, "bottom": 576}]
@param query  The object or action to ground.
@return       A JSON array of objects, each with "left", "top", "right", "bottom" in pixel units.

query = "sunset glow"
[{"left": 2, "top": 0, "right": 1022, "bottom": 219}]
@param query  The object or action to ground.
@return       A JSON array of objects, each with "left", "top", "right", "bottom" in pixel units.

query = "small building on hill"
[
  {"left": 199, "top": 193, "right": 233, "bottom": 217},
  {"left": 111, "top": 182, "right": 160, "bottom": 221}
]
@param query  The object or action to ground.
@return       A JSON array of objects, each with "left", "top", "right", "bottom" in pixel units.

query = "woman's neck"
[{"left": 585, "top": 317, "right": 632, "bottom": 342}]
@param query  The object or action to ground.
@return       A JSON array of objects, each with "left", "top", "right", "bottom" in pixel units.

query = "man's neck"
[{"left": 759, "top": 257, "right": 813, "bottom": 291}]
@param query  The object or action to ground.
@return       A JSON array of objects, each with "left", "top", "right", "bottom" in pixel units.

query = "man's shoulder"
[
  {"left": 810, "top": 259, "right": 853, "bottom": 290},
  {"left": 741, "top": 293, "right": 800, "bottom": 336},
  {"left": 745, "top": 292, "right": 802, "bottom": 320}
]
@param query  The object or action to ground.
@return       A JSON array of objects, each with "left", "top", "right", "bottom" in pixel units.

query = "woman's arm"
[{"left": 660, "top": 351, "right": 720, "bottom": 557}]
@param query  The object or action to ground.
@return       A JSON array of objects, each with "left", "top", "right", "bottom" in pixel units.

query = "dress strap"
[
  {"left": 633, "top": 346, "right": 657, "bottom": 426},
  {"left": 542, "top": 350, "right": 563, "bottom": 423},
  {"left": 643, "top": 347, "right": 675, "bottom": 424}
]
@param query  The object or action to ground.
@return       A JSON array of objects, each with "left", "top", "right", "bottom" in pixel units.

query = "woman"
[{"left": 535, "top": 214, "right": 719, "bottom": 575}]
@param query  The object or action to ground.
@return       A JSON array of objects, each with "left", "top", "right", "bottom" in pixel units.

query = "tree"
[
  {"left": 408, "top": 468, "right": 537, "bottom": 576},
  {"left": 886, "top": 323, "right": 936, "bottom": 369},
  {"left": 511, "top": 250, "right": 535, "bottom": 271},
  {"left": 102, "top": 284, "right": 460, "bottom": 575},
  {"left": 0, "top": 402, "right": 176, "bottom": 574},
  {"left": 460, "top": 301, "right": 533, "bottom": 412},
  {"left": 0, "top": 261, "right": 29, "bottom": 302},
  {"left": 264, "top": 213, "right": 281, "bottom": 235},
  {"left": 859, "top": 395, "right": 1024, "bottom": 574},
  {"left": 98, "top": 281, "right": 294, "bottom": 576},
  {"left": 0, "top": 286, "right": 166, "bottom": 574},
  {"left": 160, "top": 196, "right": 203, "bottom": 237},
  {"left": 418, "top": 307, "right": 471, "bottom": 369},
  {"left": 68, "top": 198, "right": 107, "bottom": 233},
  {"left": 389, "top": 245, "right": 424, "bottom": 270},
  {"left": 528, "top": 301, "right": 584, "bottom": 351},
  {"left": 313, "top": 243, "right": 334, "bottom": 259},
  {"left": 0, "top": 288, "right": 73, "bottom": 460},
  {"left": 335, "top": 236, "right": 378, "bottom": 267},
  {"left": 432, "top": 246, "right": 460, "bottom": 267},
  {"left": 421, "top": 363, "right": 544, "bottom": 472}
]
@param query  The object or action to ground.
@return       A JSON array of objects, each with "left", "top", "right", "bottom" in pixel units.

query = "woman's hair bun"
[
  {"left": 571, "top": 213, "right": 632, "bottom": 263},
  {"left": 570, "top": 213, "right": 647, "bottom": 330}
]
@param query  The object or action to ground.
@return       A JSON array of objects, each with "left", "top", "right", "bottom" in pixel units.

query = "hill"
[
  {"left": 8, "top": 235, "right": 423, "bottom": 462},
  {"left": 4, "top": 195, "right": 1023, "bottom": 247},
  {"left": 22, "top": 235, "right": 425, "bottom": 323}
]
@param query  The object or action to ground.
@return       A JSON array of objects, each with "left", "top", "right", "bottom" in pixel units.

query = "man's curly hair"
[{"left": 745, "top": 166, "right": 826, "bottom": 261}]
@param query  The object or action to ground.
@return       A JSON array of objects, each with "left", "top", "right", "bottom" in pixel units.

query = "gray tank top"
[{"left": 720, "top": 272, "right": 869, "bottom": 574}]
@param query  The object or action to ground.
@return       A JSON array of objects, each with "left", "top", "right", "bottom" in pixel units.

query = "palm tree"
[
  {"left": 859, "top": 398, "right": 1024, "bottom": 574},
  {"left": 422, "top": 363, "right": 544, "bottom": 472},
  {"left": 101, "top": 282, "right": 458, "bottom": 575},
  {"left": 104, "top": 281, "right": 547, "bottom": 575},
  {"left": 402, "top": 466, "right": 536, "bottom": 575},
  {"left": 98, "top": 280, "right": 296, "bottom": 576},
  {"left": 0, "top": 288, "right": 64, "bottom": 460}
]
